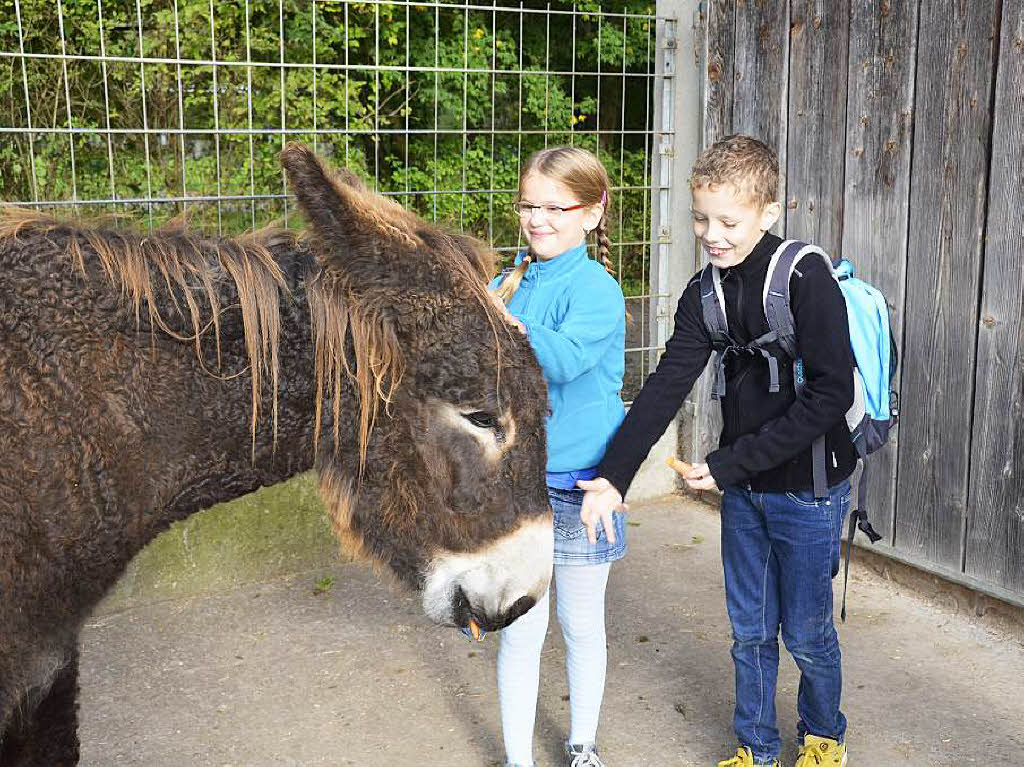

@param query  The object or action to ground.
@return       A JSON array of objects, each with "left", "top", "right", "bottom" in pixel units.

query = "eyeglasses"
[{"left": 512, "top": 201, "right": 586, "bottom": 220}]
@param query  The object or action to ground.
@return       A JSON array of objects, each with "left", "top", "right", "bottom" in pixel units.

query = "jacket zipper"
[
  {"left": 521, "top": 266, "right": 537, "bottom": 316},
  {"left": 724, "top": 269, "right": 750, "bottom": 434},
  {"left": 731, "top": 363, "right": 751, "bottom": 431},
  {"left": 734, "top": 270, "right": 745, "bottom": 339},
  {"left": 734, "top": 269, "right": 749, "bottom": 427}
]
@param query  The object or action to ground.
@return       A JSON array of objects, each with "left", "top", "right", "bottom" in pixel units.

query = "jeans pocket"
[
  {"left": 784, "top": 488, "right": 821, "bottom": 508},
  {"left": 551, "top": 488, "right": 586, "bottom": 539},
  {"left": 554, "top": 514, "right": 587, "bottom": 540}
]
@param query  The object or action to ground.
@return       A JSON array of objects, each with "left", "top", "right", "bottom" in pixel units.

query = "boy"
[{"left": 579, "top": 134, "right": 855, "bottom": 767}]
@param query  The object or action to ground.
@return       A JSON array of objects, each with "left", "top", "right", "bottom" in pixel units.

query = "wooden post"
[
  {"left": 895, "top": 0, "right": 1000, "bottom": 568},
  {"left": 689, "top": 0, "right": 735, "bottom": 466},
  {"left": 732, "top": 0, "right": 790, "bottom": 228},
  {"left": 785, "top": 0, "right": 850, "bottom": 253},
  {"left": 965, "top": 0, "right": 1024, "bottom": 594},
  {"left": 842, "top": 0, "right": 920, "bottom": 544}
]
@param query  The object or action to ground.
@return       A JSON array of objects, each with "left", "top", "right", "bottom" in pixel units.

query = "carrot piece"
[
  {"left": 469, "top": 618, "right": 482, "bottom": 641},
  {"left": 665, "top": 456, "right": 695, "bottom": 476}
]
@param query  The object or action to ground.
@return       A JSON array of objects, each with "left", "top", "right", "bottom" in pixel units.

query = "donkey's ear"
[
  {"left": 279, "top": 142, "right": 421, "bottom": 270},
  {"left": 448, "top": 232, "right": 497, "bottom": 283}
]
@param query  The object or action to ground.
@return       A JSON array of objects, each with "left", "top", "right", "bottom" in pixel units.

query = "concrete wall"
[{"left": 98, "top": 474, "right": 343, "bottom": 614}]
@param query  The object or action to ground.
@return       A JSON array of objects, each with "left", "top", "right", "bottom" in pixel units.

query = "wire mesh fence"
[{"left": 0, "top": 0, "right": 674, "bottom": 398}]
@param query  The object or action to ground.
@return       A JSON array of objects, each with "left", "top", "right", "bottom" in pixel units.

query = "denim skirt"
[{"left": 549, "top": 486, "right": 627, "bottom": 566}]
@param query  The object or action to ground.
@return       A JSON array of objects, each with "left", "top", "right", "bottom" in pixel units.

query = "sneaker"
[
  {"left": 565, "top": 742, "right": 605, "bottom": 767},
  {"left": 795, "top": 735, "right": 847, "bottom": 766},
  {"left": 718, "top": 746, "right": 780, "bottom": 767}
]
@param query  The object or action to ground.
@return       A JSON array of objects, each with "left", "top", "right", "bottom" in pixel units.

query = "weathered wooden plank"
[
  {"left": 841, "top": 0, "right": 919, "bottom": 545},
  {"left": 701, "top": 0, "right": 736, "bottom": 149},
  {"left": 965, "top": 1, "right": 1024, "bottom": 596},
  {"left": 692, "top": 1, "right": 788, "bottom": 467},
  {"left": 691, "top": 0, "right": 736, "bottom": 464},
  {"left": 732, "top": 0, "right": 789, "bottom": 220},
  {"left": 895, "top": 0, "right": 999, "bottom": 569},
  {"left": 785, "top": 0, "right": 850, "bottom": 253}
]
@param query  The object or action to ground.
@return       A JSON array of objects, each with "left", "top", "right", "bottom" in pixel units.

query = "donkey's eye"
[{"left": 463, "top": 411, "right": 498, "bottom": 429}]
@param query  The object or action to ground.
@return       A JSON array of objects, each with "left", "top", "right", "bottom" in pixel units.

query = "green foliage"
[
  {"left": 0, "top": 0, "right": 656, "bottom": 289},
  {"left": 312, "top": 574, "right": 335, "bottom": 596}
]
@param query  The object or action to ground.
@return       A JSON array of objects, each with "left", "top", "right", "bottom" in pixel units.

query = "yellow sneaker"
[
  {"left": 795, "top": 735, "right": 848, "bottom": 766},
  {"left": 717, "top": 746, "right": 780, "bottom": 767}
]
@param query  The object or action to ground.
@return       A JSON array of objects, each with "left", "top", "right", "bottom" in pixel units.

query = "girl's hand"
[
  {"left": 486, "top": 289, "right": 527, "bottom": 335},
  {"left": 577, "top": 477, "right": 628, "bottom": 544},
  {"left": 682, "top": 462, "right": 719, "bottom": 492}
]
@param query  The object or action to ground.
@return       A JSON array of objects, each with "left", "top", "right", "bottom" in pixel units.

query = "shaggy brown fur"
[
  {"left": 0, "top": 207, "right": 289, "bottom": 454},
  {"left": 0, "top": 143, "right": 549, "bottom": 765}
]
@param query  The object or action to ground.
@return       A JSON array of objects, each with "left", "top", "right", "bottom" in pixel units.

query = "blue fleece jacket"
[{"left": 491, "top": 243, "right": 626, "bottom": 473}]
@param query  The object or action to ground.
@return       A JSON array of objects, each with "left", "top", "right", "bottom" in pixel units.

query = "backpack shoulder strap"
[
  {"left": 762, "top": 240, "right": 833, "bottom": 360},
  {"left": 699, "top": 264, "right": 732, "bottom": 399},
  {"left": 699, "top": 264, "right": 730, "bottom": 347},
  {"left": 762, "top": 240, "right": 836, "bottom": 500}
]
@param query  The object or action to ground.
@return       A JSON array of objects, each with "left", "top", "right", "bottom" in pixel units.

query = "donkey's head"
[{"left": 281, "top": 144, "right": 551, "bottom": 632}]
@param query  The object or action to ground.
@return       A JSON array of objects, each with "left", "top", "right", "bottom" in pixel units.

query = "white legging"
[{"left": 497, "top": 562, "right": 612, "bottom": 767}]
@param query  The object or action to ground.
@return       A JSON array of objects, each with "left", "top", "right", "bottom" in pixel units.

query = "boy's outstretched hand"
[
  {"left": 679, "top": 461, "right": 720, "bottom": 492},
  {"left": 577, "top": 477, "right": 627, "bottom": 544}
]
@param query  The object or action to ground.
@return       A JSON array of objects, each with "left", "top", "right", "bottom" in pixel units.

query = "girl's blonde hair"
[{"left": 496, "top": 146, "right": 614, "bottom": 303}]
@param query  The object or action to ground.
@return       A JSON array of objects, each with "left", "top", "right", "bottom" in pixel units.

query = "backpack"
[{"left": 698, "top": 239, "right": 899, "bottom": 620}]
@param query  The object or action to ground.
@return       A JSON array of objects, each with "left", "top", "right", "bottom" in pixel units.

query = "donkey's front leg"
[{"left": 0, "top": 644, "right": 81, "bottom": 767}]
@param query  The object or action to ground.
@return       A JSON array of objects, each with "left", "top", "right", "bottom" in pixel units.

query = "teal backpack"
[{"left": 699, "top": 239, "right": 899, "bottom": 619}]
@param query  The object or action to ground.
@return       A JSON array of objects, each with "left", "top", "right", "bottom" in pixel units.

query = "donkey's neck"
[{"left": 141, "top": 250, "right": 325, "bottom": 527}]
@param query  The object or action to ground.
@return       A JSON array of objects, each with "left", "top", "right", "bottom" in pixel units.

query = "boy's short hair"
[{"left": 689, "top": 134, "right": 779, "bottom": 209}]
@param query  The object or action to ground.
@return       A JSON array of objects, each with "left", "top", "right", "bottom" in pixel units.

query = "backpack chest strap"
[
  {"left": 707, "top": 332, "right": 783, "bottom": 399},
  {"left": 702, "top": 265, "right": 785, "bottom": 398}
]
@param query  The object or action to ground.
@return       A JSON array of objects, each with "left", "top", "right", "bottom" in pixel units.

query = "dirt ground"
[{"left": 80, "top": 494, "right": 1024, "bottom": 766}]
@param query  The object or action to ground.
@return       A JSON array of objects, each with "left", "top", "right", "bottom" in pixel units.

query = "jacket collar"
[
  {"left": 722, "top": 231, "right": 783, "bottom": 278},
  {"left": 514, "top": 242, "right": 590, "bottom": 281}
]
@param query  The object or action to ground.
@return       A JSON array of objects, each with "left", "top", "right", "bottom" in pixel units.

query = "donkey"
[{"left": 0, "top": 143, "right": 553, "bottom": 765}]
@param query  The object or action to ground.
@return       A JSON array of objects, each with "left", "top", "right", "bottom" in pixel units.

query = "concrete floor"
[{"left": 80, "top": 494, "right": 1024, "bottom": 766}]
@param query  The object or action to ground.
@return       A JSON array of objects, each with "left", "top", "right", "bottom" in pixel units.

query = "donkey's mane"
[{"left": 0, "top": 206, "right": 399, "bottom": 463}]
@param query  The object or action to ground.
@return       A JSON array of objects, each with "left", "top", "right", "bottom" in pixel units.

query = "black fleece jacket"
[{"left": 597, "top": 232, "right": 858, "bottom": 495}]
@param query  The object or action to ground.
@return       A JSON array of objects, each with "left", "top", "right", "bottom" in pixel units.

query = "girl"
[{"left": 490, "top": 146, "right": 627, "bottom": 767}]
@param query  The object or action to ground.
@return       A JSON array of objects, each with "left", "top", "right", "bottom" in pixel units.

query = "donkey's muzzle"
[{"left": 420, "top": 513, "right": 554, "bottom": 629}]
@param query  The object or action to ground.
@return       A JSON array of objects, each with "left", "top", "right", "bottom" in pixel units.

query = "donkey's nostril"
[
  {"left": 452, "top": 584, "right": 474, "bottom": 628},
  {"left": 496, "top": 594, "right": 537, "bottom": 630}
]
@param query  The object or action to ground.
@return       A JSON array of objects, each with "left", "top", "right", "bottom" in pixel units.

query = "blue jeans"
[
  {"left": 550, "top": 486, "right": 627, "bottom": 566},
  {"left": 720, "top": 480, "right": 850, "bottom": 763}
]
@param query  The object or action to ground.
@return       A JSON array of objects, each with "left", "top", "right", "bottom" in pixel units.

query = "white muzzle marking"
[{"left": 421, "top": 514, "right": 554, "bottom": 625}]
